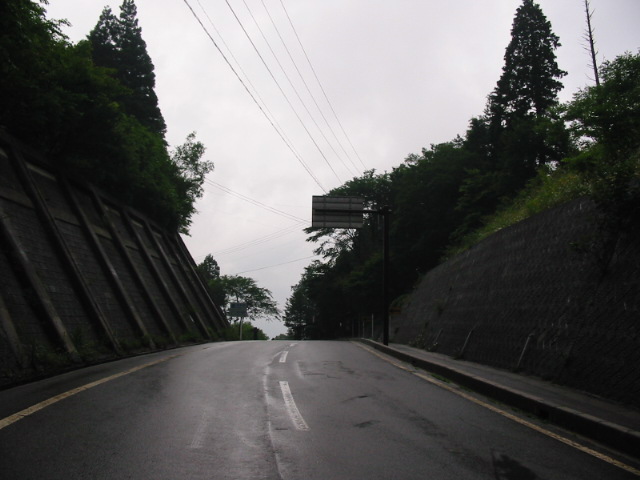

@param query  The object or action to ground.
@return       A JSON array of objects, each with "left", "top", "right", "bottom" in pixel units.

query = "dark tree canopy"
[
  {"left": 489, "top": 0, "right": 566, "bottom": 124},
  {"left": 89, "top": 0, "right": 166, "bottom": 137},
  {"left": 87, "top": 7, "right": 120, "bottom": 71},
  {"left": 294, "top": 1, "right": 640, "bottom": 341},
  {"left": 455, "top": 0, "right": 569, "bottom": 231},
  {"left": 1, "top": 0, "right": 209, "bottom": 233},
  {"left": 196, "top": 256, "right": 280, "bottom": 322}
]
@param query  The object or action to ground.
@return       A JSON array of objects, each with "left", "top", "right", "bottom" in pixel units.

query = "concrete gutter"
[{"left": 359, "top": 338, "right": 640, "bottom": 460}]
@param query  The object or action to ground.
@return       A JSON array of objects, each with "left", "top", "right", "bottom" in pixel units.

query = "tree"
[
  {"left": 583, "top": 0, "right": 600, "bottom": 87},
  {"left": 489, "top": 0, "right": 566, "bottom": 124},
  {"left": 219, "top": 275, "right": 279, "bottom": 322},
  {"left": 488, "top": 0, "right": 567, "bottom": 186},
  {"left": 88, "top": 0, "right": 166, "bottom": 137},
  {"left": 171, "top": 132, "right": 214, "bottom": 232},
  {"left": 87, "top": 7, "right": 120, "bottom": 71},
  {"left": 564, "top": 51, "right": 640, "bottom": 230},
  {"left": 196, "top": 254, "right": 225, "bottom": 306},
  {"left": 305, "top": 170, "right": 390, "bottom": 264},
  {"left": 390, "top": 140, "right": 470, "bottom": 288},
  {"left": 0, "top": 0, "right": 70, "bottom": 148},
  {"left": 284, "top": 278, "right": 316, "bottom": 340},
  {"left": 566, "top": 52, "right": 640, "bottom": 162},
  {"left": 197, "top": 254, "right": 221, "bottom": 282},
  {"left": 455, "top": 0, "right": 569, "bottom": 235}
]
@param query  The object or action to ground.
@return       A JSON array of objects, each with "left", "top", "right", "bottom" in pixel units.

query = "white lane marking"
[
  {"left": 354, "top": 342, "right": 640, "bottom": 477},
  {"left": 190, "top": 409, "right": 210, "bottom": 449},
  {"left": 0, "top": 353, "right": 182, "bottom": 432},
  {"left": 279, "top": 381, "right": 309, "bottom": 431},
  {"left": 279, "top": 351, "right": 289, "bottom": 363},
  {"left": 288, "top": 343, "right": 297, "bottom": 347}
]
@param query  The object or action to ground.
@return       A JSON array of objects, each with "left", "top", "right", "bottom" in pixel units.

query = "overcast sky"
[{"left": 44, "top": 0, "right": 640, "bottom": 338}]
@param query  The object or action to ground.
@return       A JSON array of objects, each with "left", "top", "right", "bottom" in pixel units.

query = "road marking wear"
[
  {"left": 0, "top": 353, "right": 182, "bottom": 431},
  {"left": 354, "top": 342, "right": 640, "bottom": 477},
  {"left": 279, "top": 381, "right": 309, "bottom": 431},
  {"left": 279, "top": 351, "right": 289, "bottom": 363}
]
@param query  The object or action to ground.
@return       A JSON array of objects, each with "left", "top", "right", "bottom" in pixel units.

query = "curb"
[{"left": 359, "top": 339, "right": 640, "bottom": 459}]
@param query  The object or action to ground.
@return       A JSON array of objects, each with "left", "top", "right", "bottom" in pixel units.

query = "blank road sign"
[
  {"left": 311, "top": 196, "right": 364, "bottom": 228},
  {"left": 229, "top": 302, "right": 248, "bottom": 317}
]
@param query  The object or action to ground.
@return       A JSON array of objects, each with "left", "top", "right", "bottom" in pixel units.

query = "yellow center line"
[
  {"left": 354, "top": 342, "right": 640, "bottom": 477},
  {"left": 0, "top": 353, "right": 182, "bottom": 431}
]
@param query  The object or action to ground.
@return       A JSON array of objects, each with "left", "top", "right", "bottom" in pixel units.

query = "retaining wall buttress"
[{"left": 0, "top": 131, "right": 228, "bottom": 386}]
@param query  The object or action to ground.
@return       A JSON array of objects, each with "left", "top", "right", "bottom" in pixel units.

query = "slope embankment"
[
  {"left": 0, "top": 131, "right": 227, "bottom": 386},
  {"left": 391, "top": 197, "right": 639, "bottom": 408}
]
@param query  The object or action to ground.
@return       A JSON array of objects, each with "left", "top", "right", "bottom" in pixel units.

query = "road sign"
[
  {"left": 311, "top": 196, "right": 364, "bottom": 228},
  {"left": 310, "top": 195, "right": 392, "bottom": 346},
  {"left": 229, "top": 302, "right": 247, "bottom": 318}
]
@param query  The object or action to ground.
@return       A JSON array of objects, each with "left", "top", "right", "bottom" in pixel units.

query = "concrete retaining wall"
[
  {"left": 0, "top": 132, "right": 227, "bottom": 386},
  {"left": 391, "top": 198, "right": 640, "bottom": 408}
]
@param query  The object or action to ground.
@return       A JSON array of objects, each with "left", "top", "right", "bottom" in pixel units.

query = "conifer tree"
[
  {"left": 489, "top": 0, "right": 566, "bottom": 126},
  {"left": 87, "top": 7, "right": 120, "bottom": 71},
  {"left": 486, "top": 0, "right": 568, "bottom": 188},
  {"left": 117, "top": 0, "right": 166, "bottom": 137},
  {"left": 88, "top": 0, "right": 166, "bottom": 137},
  {"left": 455, "top": 0, "right": 569, "bottom": 237}
]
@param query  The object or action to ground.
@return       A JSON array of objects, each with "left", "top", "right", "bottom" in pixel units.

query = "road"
[{"left": 0, "top": 341, "right": 637, "bottom": 479}]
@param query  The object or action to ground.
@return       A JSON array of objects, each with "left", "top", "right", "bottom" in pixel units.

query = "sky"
[{"left": 44, "top": 0, "right": 640, "bottom": 338}]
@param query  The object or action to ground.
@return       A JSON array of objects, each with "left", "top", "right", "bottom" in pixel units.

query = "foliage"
[
  {"left": 457, "top": 0, "right": 570, "bottom": 228},
  {"left": 219, "top": 321, "right": 269, "bottom": 341},
  {"left": 295, "top": 2, "right": 639, "bottom": 340},
  {"left": 0, "top": 0, "right": 209, "bottom": 233},
  {"left": 216, "top": 275, "right": 279, "bottom": 321},
  {"left": 564, "top": 51, "right": 640, "bottom": 232},
  {"left": 488, "top": 0, "right": 566, "bottom": 122},
  {"left": 284, "top": 266, "right": 319, "bottom": 339},
  {"left": 197, "top": 254, "right": 221, "bottom": 281},
  {"left": 88, "top": 0, "right": 166, "bottom": 137},
  {"left": 170, "top": 133, "right": 214, "bottom": 232},
  {"left": 196, "top": 256, "right": 280, "bottom": 322},
  {"left": 565, "top": 51, "right": 640, "bottom": 163},
  {"left": 447, "top": 168, "right": 590, "bottom": 257}
]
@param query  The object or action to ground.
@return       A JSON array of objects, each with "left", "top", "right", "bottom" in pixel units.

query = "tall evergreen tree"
[
  {"left": 454, "top": 0, "right": 569, "bottom": 238},
  {"left": 88, "top": 0, "right": 166, "bottom": 137},
  {"left": 87, "top": 7, "right": 120, "bottom": 71},
  {"left": 117, "top": 0, "right": 166, "bottom": 137},
  {"left": 488, "top": 0, "right": 566, "bottom": 126}
]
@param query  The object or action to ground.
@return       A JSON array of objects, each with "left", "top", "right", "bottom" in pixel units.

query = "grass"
[{"left": 446, "top": 168, "right": 590, "bottom": 257}]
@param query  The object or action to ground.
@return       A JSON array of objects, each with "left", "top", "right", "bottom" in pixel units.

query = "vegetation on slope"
[
  {"left": 0, "top": 0, "right": 211, "bottom": 232},
  {"left": 284, "top": 1, "right": 640, "bottom": 340}
]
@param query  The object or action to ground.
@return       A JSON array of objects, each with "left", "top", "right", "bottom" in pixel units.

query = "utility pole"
[
  {"left": 311, "top": 196, "right": 391, "bottom": 345},
  {"left": 381, "top": 206, "right": 390, "bottom": 346}
]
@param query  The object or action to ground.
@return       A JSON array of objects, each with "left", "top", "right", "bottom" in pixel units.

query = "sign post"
[
  {"left": 229, "top": 302, "right": 248, "bottom": 339},
  {"left": 311, "top": 196, "right": 391, "bottom": 345}
]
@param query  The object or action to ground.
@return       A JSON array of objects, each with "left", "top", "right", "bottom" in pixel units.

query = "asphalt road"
[{"left": 0, "top": 340, "right": 637, "bottom": 479}]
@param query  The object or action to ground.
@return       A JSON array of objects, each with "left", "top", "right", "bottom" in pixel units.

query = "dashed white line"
[
  {"left": 279, "top": 381, "right": 309, "bottom": 431},
  {"left": 279, "top": 350, "right": 289, "bottom": 363},
  {"left": 190, "top": 409, "right": 210, "bottom": 449}
]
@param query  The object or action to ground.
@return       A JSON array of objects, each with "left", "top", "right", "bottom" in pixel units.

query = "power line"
[
  {"left": 224, "top": 0, "right": 342, "bottom": 184},
  {"left": 212, "top": 223, "right": 303, "bottom": 257},
  {"left": 244, "top": 0, "right": 357, "bottom": 178},
  {"left": 279, "top": 0, "right": 367, "bottom": 170},
  {"left": 181, "top": 0, "right": 327, "bottom": 192},
  {"left": 205, "top": 179, "right": 309, "bottom": 223},
  {"left": 232, "top": 254, "right": 317, "bottom": 275},
  {"left": 194, "top": 0, "right": 304, "bottom": 164},
  {"left": 260, "top": 0, "right": 361, "bottom": 176}
]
